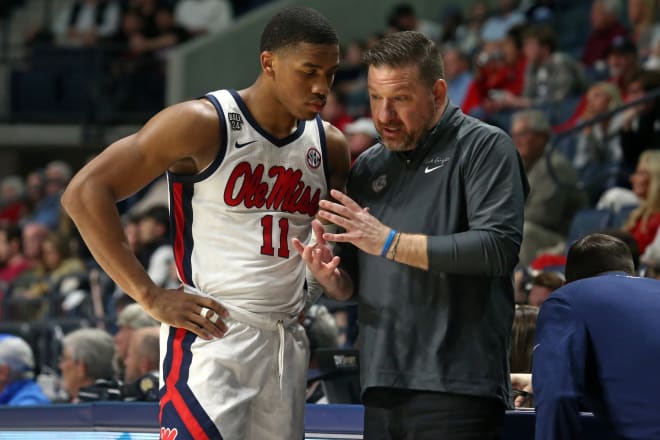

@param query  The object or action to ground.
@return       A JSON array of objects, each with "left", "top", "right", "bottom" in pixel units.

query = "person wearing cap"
[
  {"left": 343, "top": 118, "right": 379, "bottom": 165},
  {"left": 606, "top": 35, "right": 641, "bottom": 95},
  {"left": 0, "top": 334, "right": 50, "bottom": 406},
  {"left": 113, "top": 302, "right": 158, "bottom": 381}
]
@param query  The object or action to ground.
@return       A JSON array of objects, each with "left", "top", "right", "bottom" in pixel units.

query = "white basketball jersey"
[{"left": 167, "top": 89, "right": 329, "bottom": 314}]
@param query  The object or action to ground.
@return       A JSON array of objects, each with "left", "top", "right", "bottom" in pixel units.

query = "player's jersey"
[{"left": 167, "top": 89, "right": 329, "bottom": 314}]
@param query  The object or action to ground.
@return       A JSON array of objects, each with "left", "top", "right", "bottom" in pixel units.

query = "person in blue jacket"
[
  {"left": 533, "top": 233, "right": 660, "bottom": 440},
  {"left": 0, "top": 334, "right": 50, "bottom": 406}
]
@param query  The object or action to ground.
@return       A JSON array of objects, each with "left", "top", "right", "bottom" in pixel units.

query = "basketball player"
[{"left": 62, "top": 7, "right": 349, "bottom": 440}]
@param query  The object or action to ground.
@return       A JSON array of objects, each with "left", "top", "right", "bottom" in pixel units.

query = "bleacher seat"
[
  {"left": 611, "top": 205, "right": 637, "bottom": 229},
  {"left": 566, "top": 208, "right": 614, "bottom": 246}
]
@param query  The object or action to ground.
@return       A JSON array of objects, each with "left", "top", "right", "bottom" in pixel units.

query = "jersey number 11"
[{"left": 260, "top": 215, "right": 290, "bottom": 258}]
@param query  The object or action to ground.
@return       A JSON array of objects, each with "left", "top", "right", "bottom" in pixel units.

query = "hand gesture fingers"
[{"left": 147, "top": 289, "right": 229, "bottom": 340}]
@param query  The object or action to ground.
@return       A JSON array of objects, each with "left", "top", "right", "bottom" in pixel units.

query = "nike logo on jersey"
[
  {"left": 424, "top": 165, "right": 444, "bottom": 174},
  {"left": 424, "top": 156, "right": 450, "bottom": 174},
  {"left": 235, "top": 140, "right": 257, "bottom": 149}
]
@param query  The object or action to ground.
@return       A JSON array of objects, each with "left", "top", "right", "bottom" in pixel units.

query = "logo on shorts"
[
  {"left": 228, "top": 112, "right": 243, "bottom": 131},
  {"left": 161, "top": 427, "right": 179, "bottom": 440},
  {"left": 372, "top": 174, "right": 387, "bottom": 193},
  {"left": 306, "top": 147, "right": 322, "bottom": 169}
]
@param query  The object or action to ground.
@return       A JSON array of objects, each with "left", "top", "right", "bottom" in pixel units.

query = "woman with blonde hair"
[{"left": 623, "top": 150, "right": 660, "bottom": 253}]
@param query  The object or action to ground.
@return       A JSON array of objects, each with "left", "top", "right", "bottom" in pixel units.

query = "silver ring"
[
  {"left": 200, "top": 306, "right": 209, "bottom": 318},
  {"left": 209, "top": 312, "right": 220, "bottom": 324}
]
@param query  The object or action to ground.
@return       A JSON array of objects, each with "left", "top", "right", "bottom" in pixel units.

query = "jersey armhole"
[
  {"left": 166, "top": 93, "right": 229, "bottom": 184},
  {"left": 316, "top": 115, "right": 330, "bottom": 189}
]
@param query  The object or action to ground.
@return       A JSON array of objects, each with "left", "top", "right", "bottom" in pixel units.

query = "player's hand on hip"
[
  {"left": 292, "top": 220, "right": 341, "bottom": 283},
  {"left": 317, "top": 189, "right": 391, "bottom": 256},
  {"left": 144, "top": 287, "right": 229, "bottom": 340}
]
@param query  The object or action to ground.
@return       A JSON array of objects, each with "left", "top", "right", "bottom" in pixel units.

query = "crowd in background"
[
  {"left": 5, "top": 0, "right": 275, "bottom": 121},
  {"left": 2, "top": 0, "right": 660, "bottom": 406}
]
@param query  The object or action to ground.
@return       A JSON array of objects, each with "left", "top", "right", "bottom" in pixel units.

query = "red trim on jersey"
[
  {"left": 160, "top": 328, "right": 210, "bottom": 440},
  {"left": 171, "top": 182, "right": 188, "bottom": 285}
]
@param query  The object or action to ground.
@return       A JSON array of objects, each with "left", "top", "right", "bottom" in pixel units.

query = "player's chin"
[{"left": 297, "top": 109, "right": 320, "bottom": 121}]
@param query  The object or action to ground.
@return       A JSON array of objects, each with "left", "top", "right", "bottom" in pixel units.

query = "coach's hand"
[
  {"left": 316, "top": 189, "right": 391, "bottom": 256},
  {"left": 143, "top": 286, "right": 228, "bottom": 340}
]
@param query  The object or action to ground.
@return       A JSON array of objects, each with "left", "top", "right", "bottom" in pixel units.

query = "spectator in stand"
[
  {"left": 58, "top": 328, "right": 115, "bottom": 403},
  {"left": 112, "top": 302, "right": 158, "bottom": 381},
  {"left": 443, "top": 46, "right": 473, "bottom": 108},
  {"left": 0, "top": 177, "right": 27, "bottom": 227},
  {"left": 334, "top": 41, "right": 368, "bottom": 112},
  {"left": 458, "top": 1, "right": 489, "bottom": 56},
  {"left": 462, "top": 24, "right": 527, "bottom": 118},
  {"left": 0, "top": 334, "right": 50, "bottom": 406},
  {"left": 52, "top": 0, "right": 122, "bottom": 47},
  {"left": 572, "top": 82, "right": 625, "bottom": 202},
  {"left": 552, "top": 35, "right": 640, "bottom": 136},
  {"left": 0, "top": 225, "right": 31, "bottom": 288},
  {"left": 582, "top": 0, "right": 630, "bottom": 70},
  {"left": 174, "top": 0, "right": 233, "bottom": 36},
  {"left": 622, "top": 150, "right": 660, "bottom": 254},
  {"left": 320, "top": 91, "right": 353, "bottom": 133},
  {"left": 343, "top": 118, "right": 378, "bottom": 166},
  {"left": 527, "top": 271, "right": 563, "bottom": 307},
  {"left": 625, "top": 0, "right": 660, "bottom": 60},
  {"left": 122, "top": 326, "right": 159, "bottom": 401},
  {"left": 480, "top": 0, "right": 526, "bottom": 44},
  {"left": 512, "top": 110, "right": 587, "bottom": 266},
  {"left": 135, "top": 205, "right": 172, "bottom": 288},
  {"left": 21, "top": 222, "right": 49, "bottom": 267},
  {"left": 496, "top": 25, "right": 586, "bottom": 111},
  {"left": 9, "top": 233, "right": 87, "bottom": 320},
  {"left": 436, "top": 5, "right": 466, "bottom": 48},
  {"left": 23, "top": 171, "right": 45, "bottom": 221},
  {"left": 129, "top": 6, "right": 191, "bottom": 56},
  {"left": 27, "top": 161, "right": 72, "bottom": 231},
  {"left": 386, "top": 3, "right": 441, "bottom": 42},
  {"left": 618, "top": 69, "right": 660, "bottom": 182},
  {"left": 510, "top": 304, "right": 539, "bottom": 374},
  {"left": 606, "top": 36, "right": 641, "bottom": 97}
]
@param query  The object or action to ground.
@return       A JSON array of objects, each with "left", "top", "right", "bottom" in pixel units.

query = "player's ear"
[{"left": 261, "top": 51, "right": 275, "bottom": 77}]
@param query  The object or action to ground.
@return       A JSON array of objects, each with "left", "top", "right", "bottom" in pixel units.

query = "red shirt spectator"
[{"left": 582, "top": 0, "right": 630, "bottom": 67}]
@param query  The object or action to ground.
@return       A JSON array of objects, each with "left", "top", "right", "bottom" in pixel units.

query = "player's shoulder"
[{"left": 321, "top": 120, "right": 346, "bottom": 145}]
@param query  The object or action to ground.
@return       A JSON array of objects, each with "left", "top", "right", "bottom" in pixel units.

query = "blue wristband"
[{"left": 380, "top": 229, "right": 397, "bottom": 257}]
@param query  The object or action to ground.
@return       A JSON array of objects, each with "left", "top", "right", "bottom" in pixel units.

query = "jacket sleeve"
[
  {"left": 427, "top": 130, "right": 528, "bottom": 276},
  {"left": 533, "top": 294, "right": 587, "bottom": 440}
]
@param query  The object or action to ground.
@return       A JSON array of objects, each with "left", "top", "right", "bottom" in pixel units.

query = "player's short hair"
[
  {"left": 362, "top": 31, "right": 444, "bottom": 87},
  {"left": 565, "top": 233, "right": 635, "bottom": 282},
  {"left": 260, "top": 6, "right": 338, "bottom": 53}
]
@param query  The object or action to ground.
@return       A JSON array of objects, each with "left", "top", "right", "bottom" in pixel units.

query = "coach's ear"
[
  {"left": 432, "top": 78, "right": 447, "bottom": 111},
  {"left": 261, "top": 51, "right": 275, "bottom": 77}
]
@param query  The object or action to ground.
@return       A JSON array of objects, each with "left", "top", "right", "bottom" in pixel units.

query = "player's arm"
[
  {"left": 295, "top": 123, "right": 354, "bottom": 302},
  {"left": 323, "top": 122, "right": 350, "bottom": 196},
  {"left": 62, "top": 99, "right": 227, "bottom": 339}
]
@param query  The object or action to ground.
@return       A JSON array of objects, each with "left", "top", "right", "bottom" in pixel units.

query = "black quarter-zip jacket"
[{"left": 337, "top": 103, "right": 529, "bottom": 406}]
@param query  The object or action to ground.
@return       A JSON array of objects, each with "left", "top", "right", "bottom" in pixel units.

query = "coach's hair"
[
  {"left": 63, "top": 328, "right": 115, "bottom": 381},
  {"left": 362, "top": 31, "right": 444, "bottom": 87},
  {"left": 260, "top": 6, "right": 338, "bottom": 53},
  {"left": 565, "top": 233, "right": 635, "bottom": 283}
]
